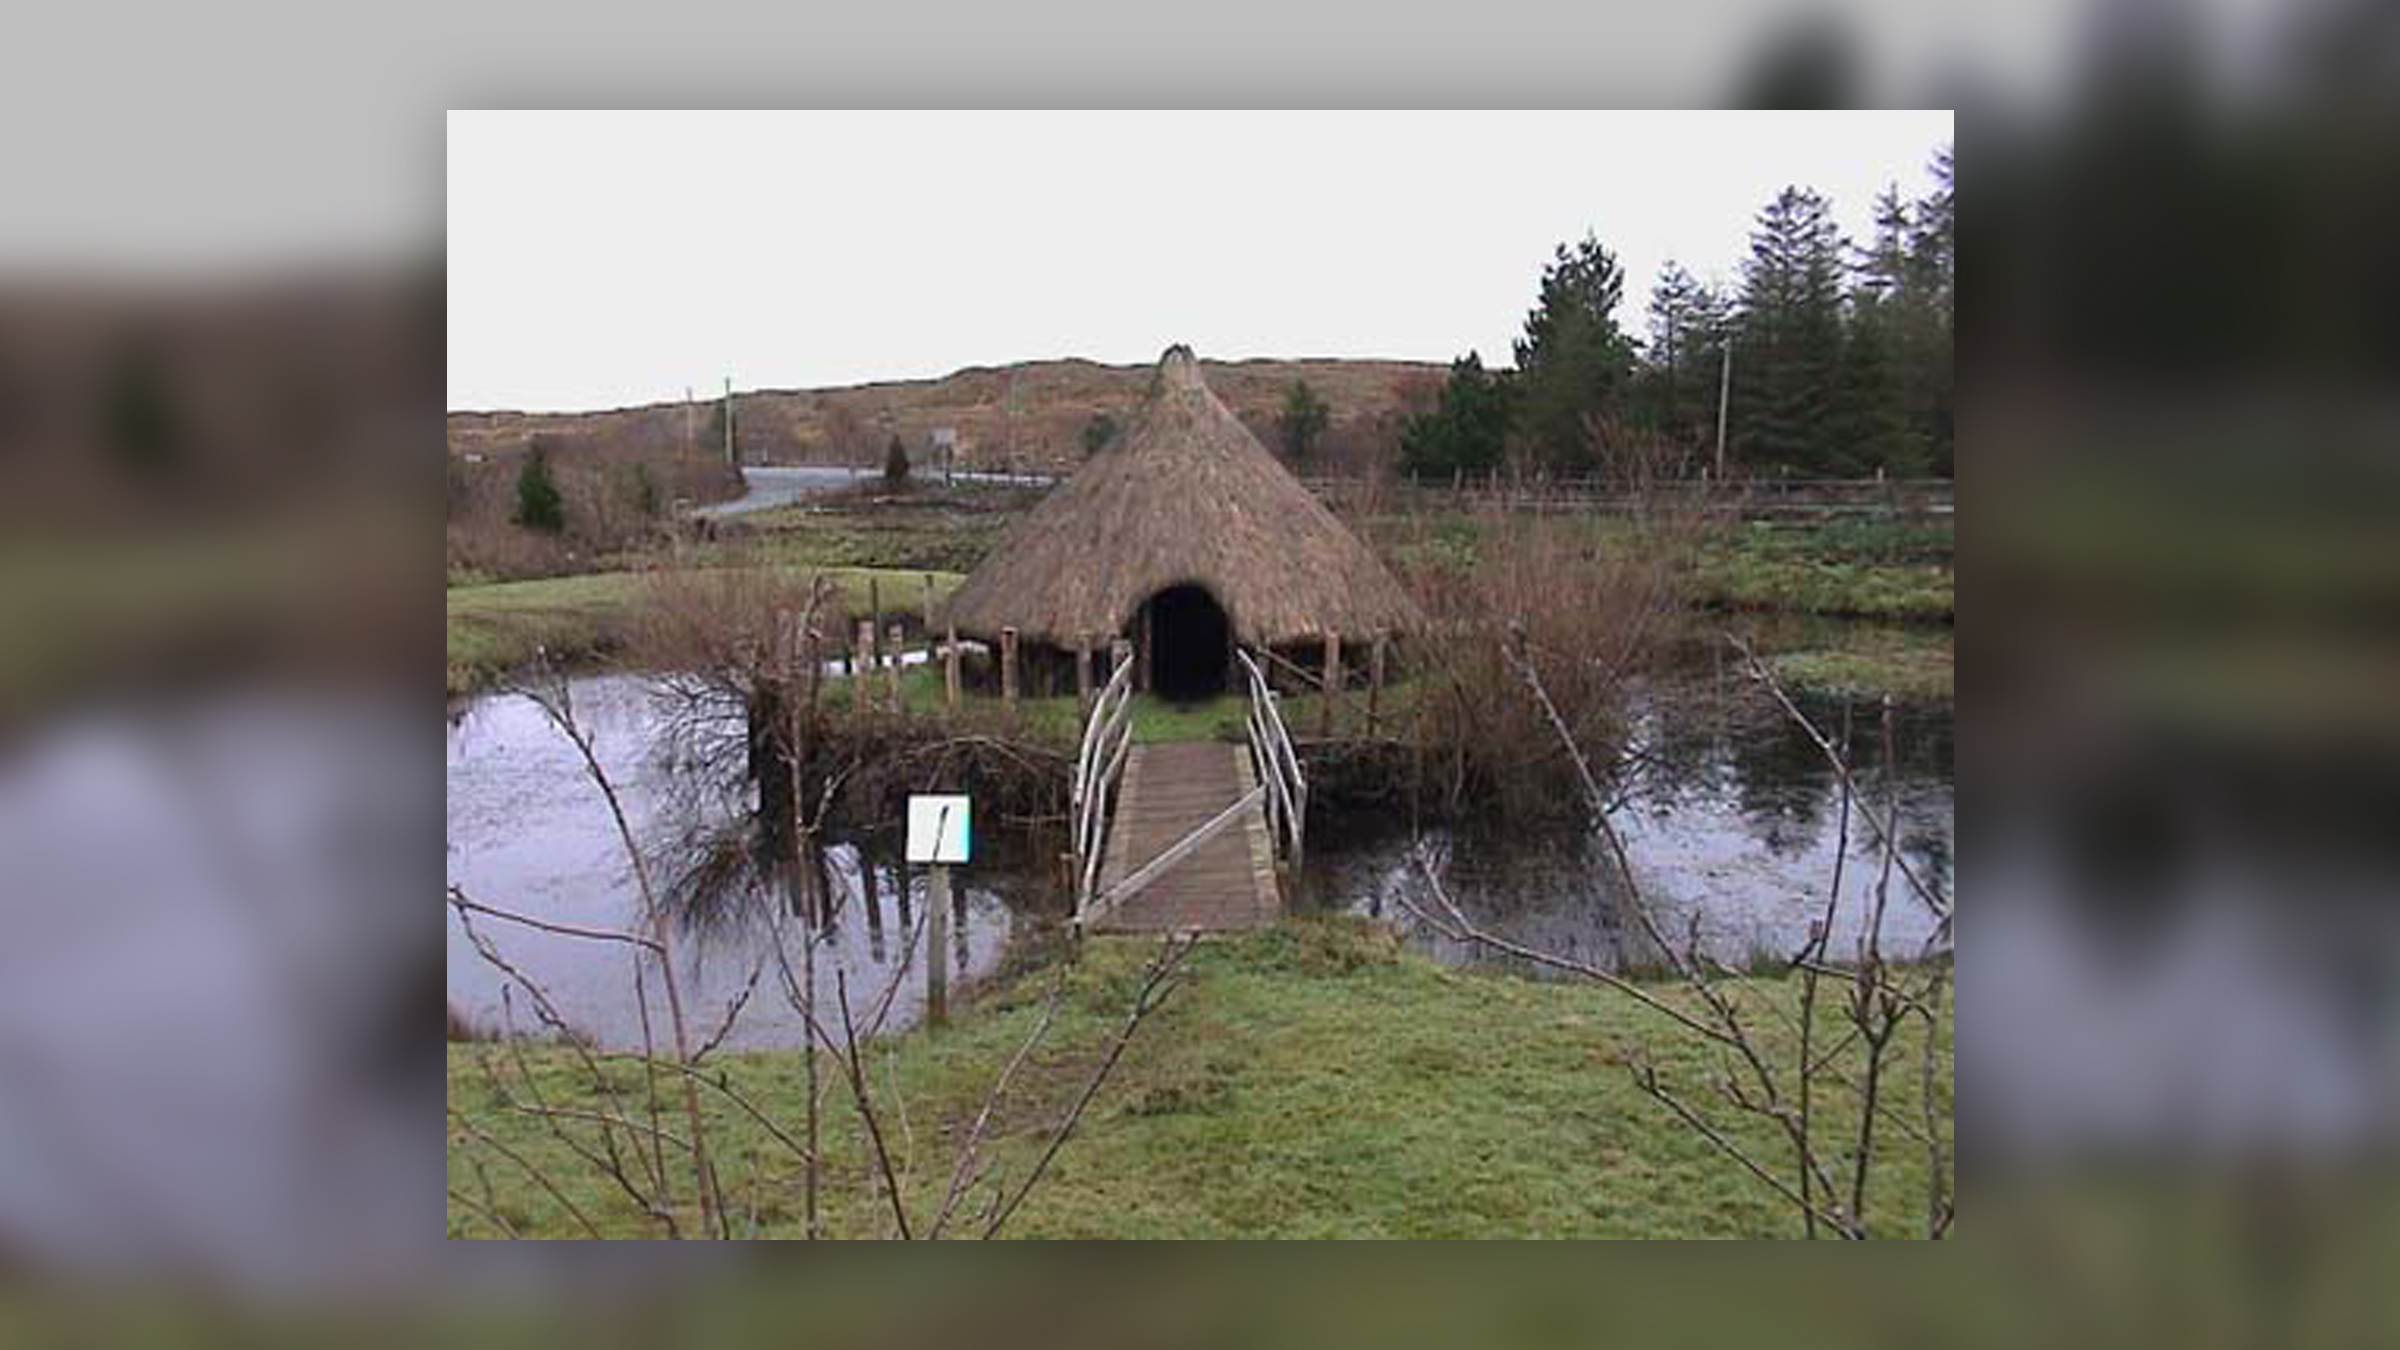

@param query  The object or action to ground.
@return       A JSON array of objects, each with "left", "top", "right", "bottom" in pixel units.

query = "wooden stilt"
[
  {"left": 1320, "top": 633, "right": 1342, "bottom": 738},
  {"left": 1076, "top": 646, "right": 1093, "bottom": 717},
  {"left": 1137, "top": 605, "right": 1152, "bottom": 692},
  {"left": 1369, "top": 635, "right": 1386, "bottom": 732},
  {"left": 944, "top": 624, "right": 961, "bottom": 713},
  {"left": 853, "top": 620, "right": 872, "bottom": 714},
  {"left": 885, "top": 624, "right": 904, "bottom": 714},
  {"left": 1000, "top": 626, "right": 1019, "bottom": 706}
]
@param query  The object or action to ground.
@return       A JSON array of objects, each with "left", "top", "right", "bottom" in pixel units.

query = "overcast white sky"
[{"left": 448, "top": 110, "right": 1951, "bottom": 413}]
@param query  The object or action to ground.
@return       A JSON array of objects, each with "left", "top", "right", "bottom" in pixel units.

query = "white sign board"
[{"left": 905, "top": 794, "right": 972, "bottom": 865}]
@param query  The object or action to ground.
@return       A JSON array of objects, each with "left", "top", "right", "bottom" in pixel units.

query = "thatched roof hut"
[{"left": 940, "top": 345, "right": 1422, "bottom": 699}]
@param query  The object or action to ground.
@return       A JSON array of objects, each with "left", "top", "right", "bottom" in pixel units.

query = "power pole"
[
  {"left": 1713, "top": 338, "right": 1732, "bottom": 482},
  {"left": 722, "top": 376, "right": 736, "bottom": 469},
  {"left": 684, "top": 386, "right": 695, "bottom": 458}
]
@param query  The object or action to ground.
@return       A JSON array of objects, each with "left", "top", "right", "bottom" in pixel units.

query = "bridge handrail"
[
  {"left": 1070, "top": 655, "right": 1137, "bottom": 920},
  {"left": 1236, "top": 648, "right": 1306, "bottom": 874}
]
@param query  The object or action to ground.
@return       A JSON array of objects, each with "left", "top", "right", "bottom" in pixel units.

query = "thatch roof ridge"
[{"left": 938, "top": 345, "right": 1424, "bottom": 650}]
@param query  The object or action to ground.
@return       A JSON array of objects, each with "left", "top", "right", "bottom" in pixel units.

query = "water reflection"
[
  {"left": 1305, "top": 683, "right": 1954, "bottom": 975},
  {"left": 445, "top": 676, "right": 1027, "bottom": 1050}
]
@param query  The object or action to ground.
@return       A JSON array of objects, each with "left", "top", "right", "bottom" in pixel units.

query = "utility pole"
[
  {"left": 1713, "top": 338, "right": 1733, "bottom": 482},
  {"left": 684, "top": 386, "right": 695, "bottom": 458},
  {"left": 722, "top": 376, "right": 736, "bottom": 469}
]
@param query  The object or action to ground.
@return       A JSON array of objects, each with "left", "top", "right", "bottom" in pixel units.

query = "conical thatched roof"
[{"left": 940, "top": 346, "right": 1424, "bottom": 650}]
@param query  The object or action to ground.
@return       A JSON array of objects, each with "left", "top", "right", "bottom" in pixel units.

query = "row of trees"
[{"left": 1401, "top": 146, "right": 1954, "bottom": 480}]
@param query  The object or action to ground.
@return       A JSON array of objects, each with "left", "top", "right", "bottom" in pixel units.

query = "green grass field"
[{"left": 447, "top": 920, "right": 1952, "bottom": 1238}]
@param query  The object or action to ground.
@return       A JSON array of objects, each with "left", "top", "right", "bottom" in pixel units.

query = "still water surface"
[{"left": 446, "top": 659, "right": 1953, "bottom": 1049}]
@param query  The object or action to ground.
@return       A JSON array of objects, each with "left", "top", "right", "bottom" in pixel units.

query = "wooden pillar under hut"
[
  {"left": 1319, "top": 632, "right": 1342, "bottom": 739},
  {"left": 1000, "top": 626, "right": 1019, "bottom": 706},
  {"left": 885, "top": 624, "right": 905, "bottom": 714},
  {"left": 1368, "top": 635, "right": 1386, "bottom": 733},
  {"left": 853, "top": 621, "right": 873, "bottom": 715},
  {"left": 1075, "top": 645, "right": 1093, "bottom": 718},
  {"left": 944, "top": 624, "right": 961, "bottom": 714}
]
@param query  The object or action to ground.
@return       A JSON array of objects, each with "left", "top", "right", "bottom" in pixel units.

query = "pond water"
[
  {"left": 445, "top": 676, "right": 1041, "bottom": 1052},
  {"left": 446, "top": 653, "right": 1954, "bottom": 1050},
  {"left": 1300, "top": 673, "right": 1954, "bottom": 975}
]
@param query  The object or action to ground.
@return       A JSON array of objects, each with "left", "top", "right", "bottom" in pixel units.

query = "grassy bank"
[
  {"left": 446, "top": 564, "right": 961, "bottom": 697},
  {"left": 1691, "top": 518, "right": 1953, "bottom": 623},
  {"left": 447, "top": 920, "right": 1951, "bottom": 1238}
]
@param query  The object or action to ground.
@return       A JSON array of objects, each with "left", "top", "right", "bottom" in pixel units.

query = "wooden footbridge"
[{"left": 1071, "top": 649, "right": 1306, "bottom": 934}]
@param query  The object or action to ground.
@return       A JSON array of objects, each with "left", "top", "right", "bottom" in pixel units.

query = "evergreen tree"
[
  {"left": 1398, "top": 352, "right": 1511, "bottom": 481},
  {"left": 1835, "top": 289, "right": 1917, "bottom": 475},
  {"left": 1511, "top": 233, "right": 1637, "bottom": 471},
  {"left": 1910, "top": 145, "right": 1956, "bottom": 475},
  {"left": 1636, "top": 261, "right": 1732, "bottom": 449},
  {"left": 512, "top": 439, "right": 566, "bottom": 533},
  {"left": 1278, "top": 379, "right": 1330, "bottom": 466},
  {"left": 1733, "top": 186, "right": 1848, "bottom": 474},
  {"left": 882, "top": 433, "right": 910, "bottom": 485},
  {"left": 1081, "top": 412, "right": 1119, "bottom": 457},
  {"left": 627, "top": 462, "right": 661, "bottom": 518}
]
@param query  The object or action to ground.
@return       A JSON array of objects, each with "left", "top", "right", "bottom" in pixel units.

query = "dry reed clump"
[
  {"left": 626, "top": 562, "right": 850, "bottom": 688},
  {"left": 1388, "top": 430, "right": 1714, "bottom": 820}
]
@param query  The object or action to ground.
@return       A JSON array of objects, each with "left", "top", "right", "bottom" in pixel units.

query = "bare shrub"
[{"left": 1390, "top": 422, "right": 1714, "bottom": 818}]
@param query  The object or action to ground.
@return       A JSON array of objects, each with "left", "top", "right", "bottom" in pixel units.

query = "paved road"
[{"left": 693, "top": 465, "right": 1059, "bottom": 519}]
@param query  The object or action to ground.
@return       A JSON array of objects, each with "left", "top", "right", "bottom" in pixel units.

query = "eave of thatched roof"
[{"left": 938, "top": 345, "right": 1424, "bottom": 650}]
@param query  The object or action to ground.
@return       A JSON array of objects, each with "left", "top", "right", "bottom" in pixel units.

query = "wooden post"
[
  {"left": 1368, "top": 636, "right": 1386, "bottom": 732},
  {"left": 925, "top": 864, "right": 950, "bottom": 1028},
  {"left": 853, "top": 621, "right": 872, "bottom": 714},
  {"left": 1075, "top": 646, "right": 1093, "bottom": 717},
  {"left": 885, "top": 624, "right": 904, "bottom": 714},
  {"left": 1000, "top": 626, "right": 1019, "bottom": 706},
  {"left": 944, "top": 624, "right": 961, "bottom": 713},
  {"left": 1137, "top": 605, "right": 1152, "bottom": 692},
  {"left": 920, "top": 574, "right": 936, "bottom": 634},
  {"left": 1320, "top": 633, "right": 1342, "bottom": 738}
]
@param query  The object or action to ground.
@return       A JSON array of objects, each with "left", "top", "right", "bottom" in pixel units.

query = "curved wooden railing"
[
  {"left": 1069, "top": 655, "right": 1137, "bottom": 920},
  {"left": 1236, "top": 649, "right": 1306, "bottom": 874}
]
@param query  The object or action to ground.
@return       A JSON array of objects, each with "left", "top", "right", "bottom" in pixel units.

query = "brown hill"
[{"left": 447, "top": 355, "right": 1449, "bottom": 476}]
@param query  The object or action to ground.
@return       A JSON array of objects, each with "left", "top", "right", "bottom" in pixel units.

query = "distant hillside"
[{"left": 448, "top": 356, "right": 1450, "bottom": 475}]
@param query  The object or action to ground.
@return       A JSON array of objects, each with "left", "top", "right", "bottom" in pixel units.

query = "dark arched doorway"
[{"left": 1146, "top": 584, "right": 1230, "bottom": 702}]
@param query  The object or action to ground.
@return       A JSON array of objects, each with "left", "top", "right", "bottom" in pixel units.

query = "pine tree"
[
  {"left": 1398, "top": 352, "right": 1511, "bottom": 481},
  {"left": 1833, "top": 185, "right": 1925, "bottom": 475},
  {"left": 1733, "top": 187, "right": 1848, "bottom": 474},
  {"left": 512, "top": 439, "right": 566, "bottom": 533},
  {"left": 1512, "top": 233, "right": 1636, "bottom": 471},
  {"left": 1278, "top": 380, "right": 1330, "bottom": 466},
  {"left": 1910, "top": 145, "right": 1956, "bottom": 475},
  {"left": 883, "top": 433, "right": 910, "bottom": 486},
  {"left": 1836, "top": 290, "right": 1916, "bottom": 475},
  {"left": 1636, "top": 261, "right": 1731, "bottom": 450}
]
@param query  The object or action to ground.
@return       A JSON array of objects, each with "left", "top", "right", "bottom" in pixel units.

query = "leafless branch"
[
  {"left": 928, "top": 969, "right": 1067, "bottom": 1239},
  {"left": 983, "top": 935, "right": 1195, "bottom": 1239},
  {"left": 836, "top": 970, "right": 914, "bottom": 1240},
  {"left": 448, "top": 1107, "right": 603, "bottom": 1240}
]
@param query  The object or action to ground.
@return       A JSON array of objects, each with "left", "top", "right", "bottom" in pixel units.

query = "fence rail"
[
  {"left": 1296, "top": 474, "right": 1952, "bottom": 519},
  {"left": 1069, "top": 655, "right": 1137, "bottom": 921},
  {"left": 1237, "top": 649, "right": 1307, "bottom": 875}
]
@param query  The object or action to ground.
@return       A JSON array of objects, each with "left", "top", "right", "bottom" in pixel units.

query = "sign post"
[{"left": 905, "top": 794, "right": 971, "bottom": 1029}]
